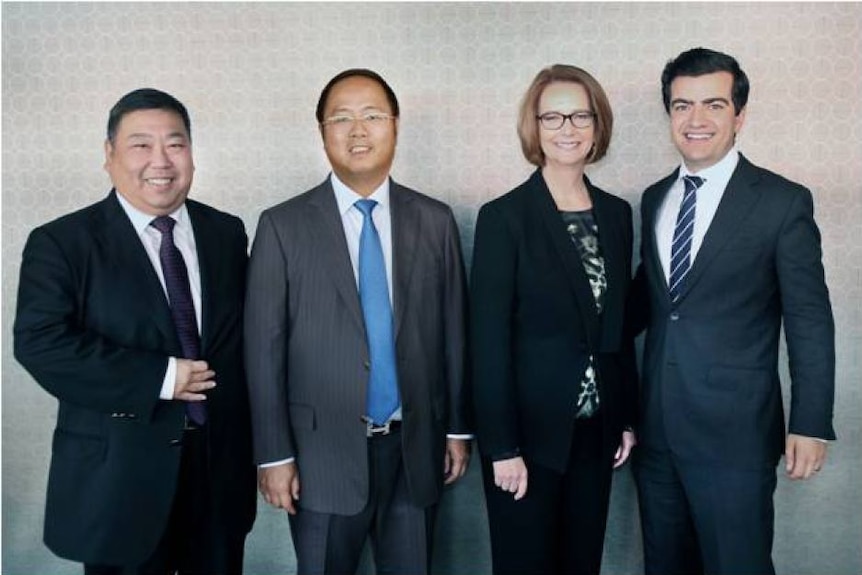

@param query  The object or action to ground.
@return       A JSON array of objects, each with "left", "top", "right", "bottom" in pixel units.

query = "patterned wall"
[{"left": 3, "top": 3, "right": 861, "bottom": 574}]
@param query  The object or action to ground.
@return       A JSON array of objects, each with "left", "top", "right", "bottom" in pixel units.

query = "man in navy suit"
[
  {"left": 14, "top": 88, "right": 256, "bottom": 574},
  {"left": 632, "top": 48, "right": 835, "bottom": 574}
]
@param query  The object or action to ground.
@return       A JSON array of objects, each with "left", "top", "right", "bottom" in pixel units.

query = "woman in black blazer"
[{"left": 471, "top": 65, "right": 637, "bottom": 575}]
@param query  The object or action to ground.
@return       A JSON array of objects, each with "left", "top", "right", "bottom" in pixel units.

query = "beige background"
[{"left": 3, "top": 2, "right": 861, "bottom": 573}]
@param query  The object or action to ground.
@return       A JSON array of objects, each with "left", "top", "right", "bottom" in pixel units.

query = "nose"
[
  {"left": 149, "top": 143, "right": 173, "bottom": 166},
  {"left": 560, "top": 116, "right": 577, "bottom": 134},
  {"left": 690, "top": 105, "right": 707, "bottom": 125},
  {"left": 348, "top": 118, "right": 368, "bottom": 137}
]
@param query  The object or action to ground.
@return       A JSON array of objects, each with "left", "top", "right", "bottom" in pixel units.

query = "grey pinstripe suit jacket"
[{"left": 244, "top": 176, "right": 470, "bottom": 515}]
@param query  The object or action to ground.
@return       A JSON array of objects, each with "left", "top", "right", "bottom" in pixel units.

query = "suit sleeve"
[
  {"left": 13, "top": 226, "right": 166, "bottom": 418},
  {"left": 442, "top": 209, "right": 472, "bottom": 435},
  {"left": 470, "top": 202, "right": 521, "bottom": 458},
  {"left": 244, "top": 210, "right": 296, "bottom": 463},
  {"left": 618, "top": 201, "right": 639, "bottom": 429},
  {"left": 776, "top": 187, "right": 836, "bottom": 440}
]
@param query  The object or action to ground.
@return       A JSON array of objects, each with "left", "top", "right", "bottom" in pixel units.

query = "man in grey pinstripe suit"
[{"left": 244, "top": 69, "right": 472, "bottom": 574}]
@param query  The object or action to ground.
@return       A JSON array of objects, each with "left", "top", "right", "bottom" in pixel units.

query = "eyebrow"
[
  {"left": 126, "top": 132, "right": 189, "bottom": 140},
  {"left": 328, "top": 105, "right": 390, "bottom": 115},
  {"left": 671, "top": 97, "right": 731, "bottom": 106}
]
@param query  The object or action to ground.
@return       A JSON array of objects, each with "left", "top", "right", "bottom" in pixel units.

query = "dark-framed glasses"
[
  {"left": 536, "top": 111, "right": 595, "bottom": 130},
  {"left": 321, "top": 112, "right": 396, "bottom": 129}
]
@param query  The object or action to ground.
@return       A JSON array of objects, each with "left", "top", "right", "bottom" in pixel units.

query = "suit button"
[
  {"left": 363, "top": 361, "right": 370, "bottom": 370},
  {"left": 670, "top": 312, "right": 680, "bottom": 321},
  {"left": 170, "top": 439, "right": 182, "bottom": 447}
]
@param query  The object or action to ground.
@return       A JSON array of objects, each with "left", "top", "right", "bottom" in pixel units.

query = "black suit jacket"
[
  {"left": 471, "top": 170, "right": 637, "bottom": 473},
  {"left": 13, "top": 191, "right": 256, "bottom": 565},
  {"left": 634, "top": 155, "right": 836, "bottom": 468},
  {"left": 244, "top": 178, "right": 470, "bottom": 514}
]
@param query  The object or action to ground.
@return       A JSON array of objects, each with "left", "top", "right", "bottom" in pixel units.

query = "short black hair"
[
  {"left": 661, "top": 47, "right": 750, "bottom": 115},
  {"left": 315, "top": 69, "right": 399, "bottom": 123},
  {"left": 107, "top": 88, "right": 191, "bottom": 143}
]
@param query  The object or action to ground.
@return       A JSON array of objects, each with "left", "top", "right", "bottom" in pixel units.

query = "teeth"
[
  {"left": 350, "top": 146, "right": 370, "bottom": 153},
  {"left": 686, "top": 134, "right": 712, "bottom": 140},
  {"left": 147, "top": 178, "right": 172, "bottom": 185}
]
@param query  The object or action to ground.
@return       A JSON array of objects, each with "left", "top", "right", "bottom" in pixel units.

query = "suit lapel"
[
  {"left": 97, "top": 192, "right": 178, "bottom": 347},
  {"left": 642, "top": 170, "right": 678, "bottom": 305},
  {"left": 589, "top": 180, "right": 623, "bottom": 346},
  {"left": 677, "top": 156, "right": 762, "bottom": 301},
  {"left": 186, "top": 201, "right": 218, "bottom": 355},
  {"left": 389, "top": 181, "right": 418, "bottom": 338},
  {"left": 530, "top": 171, "right": 601, "bottom": 348},
  {"left": 307, "top": 180, "right": 366, "bottom": 334}
]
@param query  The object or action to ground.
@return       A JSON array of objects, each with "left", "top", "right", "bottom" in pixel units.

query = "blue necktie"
[
  {"left": 151, "top": 216, "right": 206, "bottom": 425},
  {"left": 354, "top": 200, "right": 400, "bottom": 425},
  {"left": 668, "top": 175, "right": 704, "bottom": 302}
]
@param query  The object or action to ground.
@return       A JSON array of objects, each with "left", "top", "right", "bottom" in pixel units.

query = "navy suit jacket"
[
  {"left": 633, "top": 155, "right": 835, "bottom": 468},
  {"left": 14, "top": 191, "right": 256, "bottom": 565}
]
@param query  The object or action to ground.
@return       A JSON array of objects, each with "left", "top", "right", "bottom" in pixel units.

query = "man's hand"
[
  {"left": 174, "top": 359, "right": 215, "bottom": 401},
  {"left": 444, "top": 439, "right": 471, "bottom": 485},
  {"left": 614, "top": 430, "right": 637, "bottom": 468},
  {"left": 259, "top": 462, "right": 301, "bottom": 515},
  {"left": 785, "top": 433, "right": 827, "bottom": 480},
  {"left": 493, "top": 456, "right": 528, "bottom": 500}
]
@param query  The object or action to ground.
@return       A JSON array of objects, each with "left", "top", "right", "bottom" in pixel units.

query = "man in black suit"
[
  {"left": 632, "top": 47, "right": 836, "bottom": 575},
  {"left": 14, "top": 88, "right": 256, "bottom": 574},
  {"left": 244, "top": 69, "right": 471, "bottom": 575}
]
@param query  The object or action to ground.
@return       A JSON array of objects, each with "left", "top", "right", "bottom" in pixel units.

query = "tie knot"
[
  {"left": 150, "top": 216, "right": 176, "bottom": 235},
  {"left": 355, "top": 199, "right": 378, "bottom": 219},
  {"left": 684, "top": 175, "right": 704, "bottom": 192}
]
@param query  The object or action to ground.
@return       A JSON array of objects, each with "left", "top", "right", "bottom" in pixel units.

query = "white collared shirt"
[
  {"left": 116, "top": 193, "right": 202, "bottom": 400},
  {"left": 655, "top": 148, "right": 740, "bottom": 283},
  {"left": 330, "top": 172, "right": 394, "bottom": 303}
]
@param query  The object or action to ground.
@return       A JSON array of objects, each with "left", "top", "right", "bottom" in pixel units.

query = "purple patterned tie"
[{"left": 151, "top": 216, "right": 206, "bottom": 425}]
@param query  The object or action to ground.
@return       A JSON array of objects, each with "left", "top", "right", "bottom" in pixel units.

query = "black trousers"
[
  {"left": 634, "top": 446, "right": 777, "bottom": 575},
  {"left": 482, "top": 416, "right": 614, "bottom": 575},
  {"left": 84, "top": 428, "right": 246, "bottom": 575},
  {"left": 288, "top": 429, "right": 436, "bottom": 575}
]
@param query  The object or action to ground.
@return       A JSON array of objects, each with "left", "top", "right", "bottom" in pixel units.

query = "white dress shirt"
[
  {"left": 655, "top": 148, "right": 740, "bottom": 284},
  {"left": 116, "top": 193, "right": 202, "bottom": 400}
]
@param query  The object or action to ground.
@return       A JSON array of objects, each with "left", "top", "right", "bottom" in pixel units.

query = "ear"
[
  {"left": 103, "top": 139, "right": 114, "bottom": 172},
  {"left": 734, "top": 106, "right": 747, "bottom": 134}
]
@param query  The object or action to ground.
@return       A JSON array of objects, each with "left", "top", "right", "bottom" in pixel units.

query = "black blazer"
[
  {"left": 471, "top": 170, "right": 637, "bottom": 473},
  {"left": 634, "top": 155, "right": 835, "bottom": 468},
  {"left": 13, "top": 191, "right": 256, "bottom": 565}
]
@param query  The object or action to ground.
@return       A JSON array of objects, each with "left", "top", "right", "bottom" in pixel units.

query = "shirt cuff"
[
  {"left": 447, "top": 433, "right": 474, "bottom": 440},
  {"left": 260, "top": 458, "right": 295, "bottom": 468},
  {"left": 159, "top": 357, "right": 177, "bottom": 400}
]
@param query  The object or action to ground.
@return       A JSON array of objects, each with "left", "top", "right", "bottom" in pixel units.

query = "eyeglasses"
[
  {"left": 536, "top": 111, "right": 595, "bottom": 130},
  {"left": 320, "top": 112, "right": 396, "bottom": 129}
]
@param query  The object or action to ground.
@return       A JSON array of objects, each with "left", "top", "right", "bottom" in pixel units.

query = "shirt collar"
[
  {"left": 679, "top": 147, "right": 740, "bottom": 185},
  {"left": 330, "top": 172, "right": 391, "bottom": 217},
  {"left": 115, "top": 190, "right": 190, "bottom": 236}
]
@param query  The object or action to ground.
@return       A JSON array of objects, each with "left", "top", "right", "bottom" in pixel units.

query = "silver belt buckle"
[{"left": 363, "top": 417, "right": 390, "bottom": 437}]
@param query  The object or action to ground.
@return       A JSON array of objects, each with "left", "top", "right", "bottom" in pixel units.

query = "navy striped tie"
[
  {"left": 355, "top": 200, "right": 400, "bottom": 425},
  {"left": 668, "top": 175, "right": 704, "bottom": 302},
  {"left": 151, "top": 216, "right": 206, "bottom": 425}
]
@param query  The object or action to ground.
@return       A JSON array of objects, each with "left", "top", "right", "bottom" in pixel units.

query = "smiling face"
[
  {"left": 537, "top": 81, "right": 594, "bottom": 171},
  {"left": 320, "top": 75, "right": 398, "bottom": 197},
  {"left": 104, "top": 109, "right": 194, "bottom": 215},
  {"left": 669, "top": 71, "right": 746, "bottom": 172}
]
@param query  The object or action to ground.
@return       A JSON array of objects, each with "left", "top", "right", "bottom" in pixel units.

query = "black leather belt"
[{"left": 365, "top": 419, "right": 401, "bottom": 437}]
